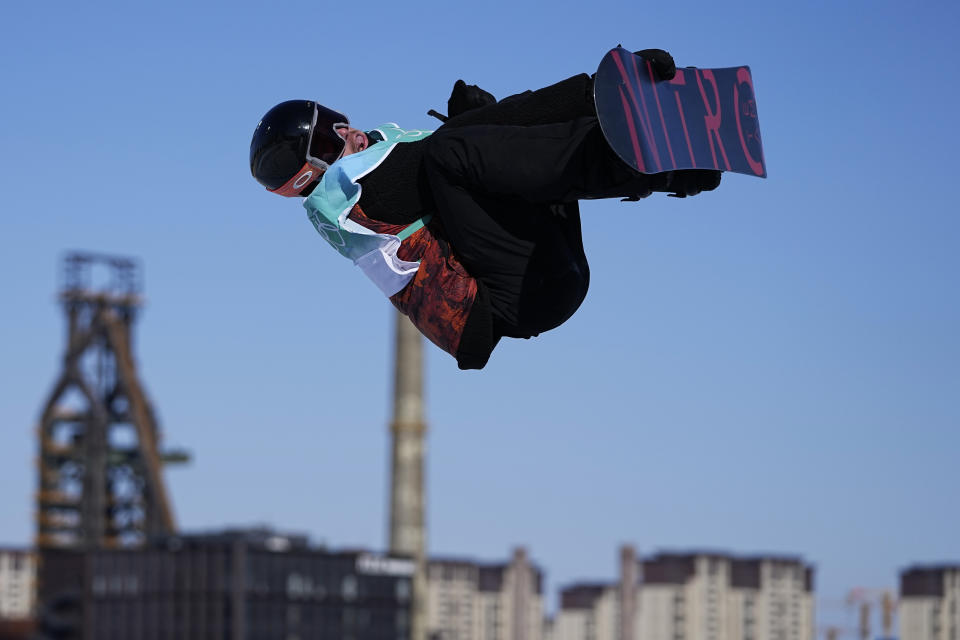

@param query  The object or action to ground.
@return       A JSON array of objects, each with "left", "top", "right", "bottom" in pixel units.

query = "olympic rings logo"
[{"left": 309, "top": 215, "right": 346, "bottom": 248}]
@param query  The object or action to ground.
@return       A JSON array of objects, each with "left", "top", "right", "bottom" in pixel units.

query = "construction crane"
[{"left": 846, "top": 588, "right": 897, "bottom": 640}]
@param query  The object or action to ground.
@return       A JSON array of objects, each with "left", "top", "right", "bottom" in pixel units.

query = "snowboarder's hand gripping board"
[{"left": 595, "top": 46, "right": 766, "bottom": 178}]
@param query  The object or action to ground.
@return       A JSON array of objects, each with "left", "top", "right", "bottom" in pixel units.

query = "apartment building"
[
  {"left": 553, "top": 547, "right": 814, "bottom": 640},
  {"left": 900, "top": 565, "right": 960, "bottom": 640},
  {"left": 0, "top": 549, "right": 35, "bottom": 620},
  {"left": 639, "top": 552, "right": 814, "bottom": 640},
  {"left": 426, "top": 547, "right": 544, "bottom": 640},
  {"left": 553, "top": 584, "right": 620, "bottom": 640},
  {"left": 552, "top": 546, "right": 638, "bottom": 640}
]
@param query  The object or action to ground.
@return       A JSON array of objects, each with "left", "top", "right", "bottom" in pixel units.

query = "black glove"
[
  {"left": 663, "top": 169, "right": 722, "bottom": 198},
  {"left": 448, "top": 79, "right": 497, "bottom": 118},
  {"left": 634, "top": 48, "right": 676, "bottom": 82}
]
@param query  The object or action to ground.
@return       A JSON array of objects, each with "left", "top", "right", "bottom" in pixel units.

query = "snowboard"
[{"left": 594, "top": 47, "right": 766, "bottom": 178}]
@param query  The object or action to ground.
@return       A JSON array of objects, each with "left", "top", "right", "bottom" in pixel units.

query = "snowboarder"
[{"left": 250, "top": 48, "right": 721, "bottom": 370}]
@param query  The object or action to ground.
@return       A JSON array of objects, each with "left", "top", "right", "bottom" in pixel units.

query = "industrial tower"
[
  {"left": 35, "top": 253, "right": 185, "bottom": 550},
  {"left": 389, "top": 311, "right": 427, "bottom": 640}
]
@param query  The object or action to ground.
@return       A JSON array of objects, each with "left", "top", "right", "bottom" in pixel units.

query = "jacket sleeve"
[{"left": 440, "top": 73, "right": 595, "bottom": 129}]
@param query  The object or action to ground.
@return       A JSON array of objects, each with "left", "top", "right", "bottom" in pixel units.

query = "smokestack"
[{"left": 389, "top": 311, "right": 427, "bottom": 640}]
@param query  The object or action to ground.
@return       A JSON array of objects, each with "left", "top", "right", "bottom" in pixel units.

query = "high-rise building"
[
  {"left": 899, "top": 565, "right": 960, "bottom": 640},
  {"left": 0, "top": 549, "right": 35, "bottom": 620},
  {"left": 639, "top": 552, "right": 814, "bottom": 640},
  {"left": 36, "top": 528, "right": 414, "bottom": 640},
  {"left": 552, "top": 549, "right": 814, "bottom": 640},
  {"left": 554, "top": 584, "right": 619, "bottom": 640},
  {"left": 552, "top": 546, "right": 638, "bottom": 640},
  {"left": 426, "top": 547, "right": 544, "bottom": 640}
]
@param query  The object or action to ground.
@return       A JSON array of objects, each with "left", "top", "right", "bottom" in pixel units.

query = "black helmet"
[{"left": 250, "top": 100, "right": 349, "bottom": 197}]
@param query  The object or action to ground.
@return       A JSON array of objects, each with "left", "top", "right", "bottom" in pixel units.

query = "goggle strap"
[{"left": 268, "top": 160, "right": 325, "bottom": 197}]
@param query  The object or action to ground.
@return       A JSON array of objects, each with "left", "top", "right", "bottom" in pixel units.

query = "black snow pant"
[{"left": 424, "top": 115, "right": 662, "bottom": 339}]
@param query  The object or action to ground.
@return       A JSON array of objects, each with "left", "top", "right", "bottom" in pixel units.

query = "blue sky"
[{"left": 1, "top": 0, "right": 957, "bottom": 630}]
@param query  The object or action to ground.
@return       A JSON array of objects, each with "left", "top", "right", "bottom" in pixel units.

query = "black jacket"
[{"left": 357, "top": 75, "right": 598, "bottom": 368}]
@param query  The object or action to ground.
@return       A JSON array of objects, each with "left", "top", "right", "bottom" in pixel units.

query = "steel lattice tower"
[{"left": 35, "top": 253, "right": 185, "bottom": 550}]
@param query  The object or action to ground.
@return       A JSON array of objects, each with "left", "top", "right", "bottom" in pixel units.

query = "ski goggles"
[{"left": 270, "top": 103, "right": 350, "bottom": 197}]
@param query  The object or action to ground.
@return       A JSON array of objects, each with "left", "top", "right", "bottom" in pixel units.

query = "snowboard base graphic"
[{"left": 594, "top": 47, "right": 766, "bottom": 178}]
